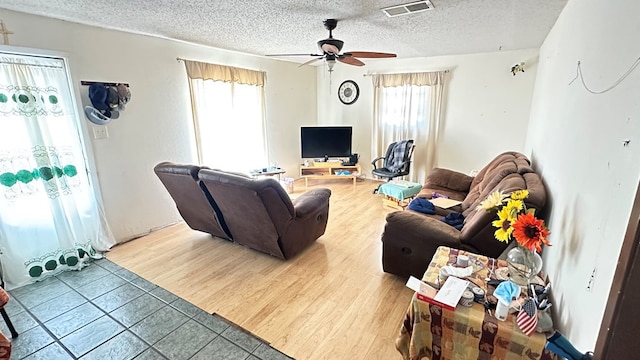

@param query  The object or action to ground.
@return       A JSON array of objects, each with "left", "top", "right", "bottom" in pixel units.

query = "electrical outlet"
[
  {"left": 92, "top": 126, "right": 109, "bottom": 139},
  {"left": 586, "top": 267, "right": 597, "bottom": 292}
]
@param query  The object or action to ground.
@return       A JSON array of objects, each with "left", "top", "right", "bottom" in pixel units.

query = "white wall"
[
  {"left": 316, "top": 49, "right": 539, "bottom": 178},
  {"left": 526, "top": 0, "right": 640, "bottom": 350},
  {"left": 2, "top": 9, "right": 317, "bottom": 242}
]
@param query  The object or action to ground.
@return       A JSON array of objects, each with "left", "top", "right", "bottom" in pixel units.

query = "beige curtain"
[
  {"left": 372, "top": 71, "right": 446, "bottom": 184},
  {"left": 184, "top": 61, "right": 266, "bottom": 85},
  {"left": 184, "top": 60, "right": 268, "bottom": 171}
]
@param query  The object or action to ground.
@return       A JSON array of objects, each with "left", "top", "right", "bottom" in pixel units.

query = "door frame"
[{"left": 594, "top": 180, "right": 640, "bottom": 357}]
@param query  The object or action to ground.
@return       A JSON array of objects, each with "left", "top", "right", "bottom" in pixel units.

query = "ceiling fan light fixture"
[
  {"left": 318, "top": 38, "right": 344, "bottom": 53},
  {"left": 326, "top": 58, "right": 336, "bottom": 71},
  {"left": 321, "top": 44, "right": 340, "bottom": 55}
]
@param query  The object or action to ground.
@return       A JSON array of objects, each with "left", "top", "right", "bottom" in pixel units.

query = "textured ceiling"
[{"left": 0, "top": 0, "right": 567, "bottom": 62}]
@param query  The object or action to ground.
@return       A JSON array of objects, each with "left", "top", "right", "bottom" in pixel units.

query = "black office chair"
[{"left": 372, "top": 140, "right": 415, "bottom": 192}]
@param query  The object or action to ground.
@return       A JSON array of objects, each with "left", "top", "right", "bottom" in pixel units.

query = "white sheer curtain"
[
  {"left": 184, "top": 60, "right": 267, "bottom": 172},
  {"left": 372, "top": 71, "right": 446, "bottom": 184},
  {"left": 0, "top": 53, "right": 114, "bottom": 289}
]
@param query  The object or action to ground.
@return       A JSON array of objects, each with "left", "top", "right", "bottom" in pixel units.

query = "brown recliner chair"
[
  {"left": 154, "top": 162, "right": 232, "bottom": 240},
  {"left": 198, "top": 169, "right": 331, "bottom": 259},
  {"left": 381, "top": 152, "right": 547, "bottom": 278}
]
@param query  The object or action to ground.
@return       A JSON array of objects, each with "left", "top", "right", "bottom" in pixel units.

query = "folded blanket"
[
  {"left": 442, "top": 212, "right": 465, "bottom": 230},
  {"left": 408, "top": 197, "right": 435, "bottom": 214}
]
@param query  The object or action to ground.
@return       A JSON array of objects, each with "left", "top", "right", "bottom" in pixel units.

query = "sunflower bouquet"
[{"left": 478, "top": 190, "right": 551, "bottom": 252}]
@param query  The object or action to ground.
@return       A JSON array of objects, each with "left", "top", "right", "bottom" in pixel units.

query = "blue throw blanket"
[
  {"left": 387, "top": 140, "right": 412, "bottom": 172},
  {"left": 408, "top": 198, "right": 435, "bottom": 214},
  {"left": 441, "top": 212, "right": 465, "bottom": 230}
]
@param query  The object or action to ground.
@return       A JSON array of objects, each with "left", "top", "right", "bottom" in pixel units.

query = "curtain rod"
[
  {"left": 0, "top": 60, "right": 63, "bottom": 69},
  {"left": 363, "top": 69, "right": 450, "bottom": 77},
  {"left": 176, "top": 57, "right": 266, "bottom": 75},
  {"left": 80, "top": 80, "right": 130, "bottom": 87}
]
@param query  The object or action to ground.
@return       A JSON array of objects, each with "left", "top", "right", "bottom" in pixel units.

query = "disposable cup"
[
  {"left": 495, "top": 300, "right": 509, "bottom": 321},
  {"left": 456, "top": 255, "right": 469, "bottom": 267}
]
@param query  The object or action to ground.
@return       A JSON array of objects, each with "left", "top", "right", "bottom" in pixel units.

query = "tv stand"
[{"left": 300, "top": 162, "right": 361, "bottom": 189}]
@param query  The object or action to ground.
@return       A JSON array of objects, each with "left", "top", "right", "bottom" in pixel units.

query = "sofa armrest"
[
  {"left": 426, "top": 168, "right": 474, "bottom": 193},
  {"left": 381, "top": 211, "right": 463, "bottom": 278},
  {"left": 292, "top": 188, "right": 331, "bottom": 219},
  {"left": 385, "top": 211, "right": 461, "bottom": 247}
]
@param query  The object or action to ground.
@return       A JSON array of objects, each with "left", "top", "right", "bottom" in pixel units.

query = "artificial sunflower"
[
  {"left": 512, "top": 212, "right": 551, "bottom": 252},
  {"left": 492, "top": 206, "right": 516, "bottom": 242},
  {"left": 505, "top": 199, "right": 524, "bottom": 217},
  {"left": 477, "top": 191, "right": 507, "bottom": 211},
  {"left": 510, "top": 190, "right": 529, "bottom": 200}
]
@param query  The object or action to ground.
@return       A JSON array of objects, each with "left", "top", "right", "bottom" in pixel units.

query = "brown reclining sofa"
[
  {"left": 381, "top": 151, "right": 546, "bottom": 278},
  {"left": 154, "top": 162, "right": 331, "bottom": 259}
]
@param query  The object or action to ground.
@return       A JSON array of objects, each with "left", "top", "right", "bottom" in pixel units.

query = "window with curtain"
[
  {"left": 372, "top": 71, "right": 446, "bottom": 184},
  {"left": 184, "top": 60, "right": 267, "bottom": 173},
  {"left": 0, "top": 52, "right": 115, "bottom": 289}
]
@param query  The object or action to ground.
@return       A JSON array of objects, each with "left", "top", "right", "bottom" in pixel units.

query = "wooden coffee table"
[{"left": 250, "top": 167, "right": 285, "bottom": 181}]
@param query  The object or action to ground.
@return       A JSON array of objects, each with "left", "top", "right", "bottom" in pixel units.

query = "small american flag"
[{"left": 517, "top": 298, "right": 538, "bottom": 336}]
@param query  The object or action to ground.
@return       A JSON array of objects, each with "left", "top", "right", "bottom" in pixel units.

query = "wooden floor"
[{"left": 107, "top": 178, "right": 415, "bottom": 360}]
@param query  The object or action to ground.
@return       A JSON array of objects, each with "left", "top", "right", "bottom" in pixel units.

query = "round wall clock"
[{"left": 338, "top": 80, "right": 360, "bottom": 105}]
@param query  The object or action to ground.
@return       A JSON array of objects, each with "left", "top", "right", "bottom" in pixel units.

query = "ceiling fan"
[{"left": 267, "top": 19, "right": 397, "bottom": 71}]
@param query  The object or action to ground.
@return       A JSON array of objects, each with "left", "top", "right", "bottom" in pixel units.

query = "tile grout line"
[
  {"left": 101, "top": 260, "right": 296, "bottom": 360},
  {"left": 9, "top": 261, "right": 154, "bottom": 359},
  {"left": 9, "top": 259, "right": 293, "bottom": 360},
  {"left": 73, "top": 261, "right": 168, "bottom": 359},
  {"left": 7, "top": 289, "right": 78, "bottom": 359},
  {"left": 90, "top": 261, "right": 231, "bottom": 359}
]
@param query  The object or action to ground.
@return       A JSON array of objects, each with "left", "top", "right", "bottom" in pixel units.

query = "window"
[
  {"left": 184, "top": 61, "right": 267, "bottom": 172},
  {"left": 372, "top": 71, "right": 446, "bottom": 183},
  {"left": 379, "top": 85, "right": 431, "bottom": 128}
]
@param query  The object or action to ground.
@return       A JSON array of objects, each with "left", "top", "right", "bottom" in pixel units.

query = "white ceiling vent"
[{"left": 381, "top": 1, "right": 434, "bottom": 17}]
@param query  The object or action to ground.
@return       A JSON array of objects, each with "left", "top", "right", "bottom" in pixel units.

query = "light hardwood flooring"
[{"left": 107, "top": 178, "right": 415, "bottom": 360}]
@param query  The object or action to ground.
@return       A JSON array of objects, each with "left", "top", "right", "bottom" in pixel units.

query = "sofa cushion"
[
  {"left": 461, "top": 152, "right": 533, "bottom": 213},
  {"left": 154, "top": 162, "right": 232, "bottom": 240},
  {"left": 425, "top": 168, "right": 474, "bottom": 193},
  {"left": 461, "top": 173, "right": 527, "bottom": 237}
]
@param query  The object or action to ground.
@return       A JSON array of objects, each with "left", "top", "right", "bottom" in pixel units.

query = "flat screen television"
[{"left": 301, "top": 126, "right": 352, "bottom": 159}]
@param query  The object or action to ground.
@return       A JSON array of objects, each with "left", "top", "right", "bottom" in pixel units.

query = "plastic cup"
[
  {"left": 495, "top": 300, "right": 509, "bottom": 321},
  {"left": 456, "top": 255, "right": 469, "bottom": 267}
]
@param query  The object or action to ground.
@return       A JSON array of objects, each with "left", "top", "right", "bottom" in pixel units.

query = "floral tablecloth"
[{"left": 395, "top": 246, "right": 557, "bottom": 360}]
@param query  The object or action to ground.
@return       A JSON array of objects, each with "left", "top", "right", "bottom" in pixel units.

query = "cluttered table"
[{"left": 395, "top": 246, "right": 557, "bottom": 360}]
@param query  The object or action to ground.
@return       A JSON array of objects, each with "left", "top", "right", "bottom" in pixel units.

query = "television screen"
[{"left": 301, "top": 126, "right": 352, "bottom": 159}]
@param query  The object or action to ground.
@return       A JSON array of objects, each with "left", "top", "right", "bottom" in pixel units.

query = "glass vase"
[
  {"left": 506, "top": 245, "right": 543, "bottom": 286},
  {"left": 537, "top": 307, "right": 554, "bottom": 333}
]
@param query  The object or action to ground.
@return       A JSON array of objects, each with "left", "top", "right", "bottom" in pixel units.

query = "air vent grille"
[{"left": 381, "top": 1, "right": 434, "bottom": 17}]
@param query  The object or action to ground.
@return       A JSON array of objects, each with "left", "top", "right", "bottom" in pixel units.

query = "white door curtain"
[{"left": 0, "top": 52, "right": 114, "bottom": 289}]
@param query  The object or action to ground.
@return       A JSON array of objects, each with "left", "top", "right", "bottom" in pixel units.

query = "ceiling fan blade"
[
  {"left": 343, "top": 51, "right": 397, "bottom": 58},
  {"left": 298, "top": 57, "right": 325, "bottom": 67},
  {"left": 338, "top": 56, "right": 365, "bottom": 67},
  {"left": 265, "top": 53, "right": 324, "bottom": 57}
]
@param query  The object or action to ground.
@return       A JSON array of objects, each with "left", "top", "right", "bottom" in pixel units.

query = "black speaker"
[{"left": 344, "top": 153, "right": 359, "bottom": 166}]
